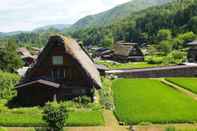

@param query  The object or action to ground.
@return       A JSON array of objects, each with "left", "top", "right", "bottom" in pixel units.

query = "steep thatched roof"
[
  {"left": 25, "top": 35, "right": 102, "bottom": 89},
  {"left": 113, "top": 41, "right": 139, "bottom": 56},
  {"left": 62, "top": 36, "right": 102, "bottom": 88},
  {"left": 17, "top": 47, "right": 32, "bottom": 58}
]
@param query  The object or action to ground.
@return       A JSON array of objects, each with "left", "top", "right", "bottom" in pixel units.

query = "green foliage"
[
  {"left": 188, "top": 16, "right": 197, "bottom": 33},
  {"left": 159, "top": 40, "right": 174, "bottom": 54},
  {"left": 99, "top": 78, "right": 114, "bottom": 110},
  {"left": 147, "top": 45, "right": 158, "bottom": 55},
  {"left": 72, "top": 0, "right": 172, "bottom": 29},
  {"left": 113, "top": 79, "right": 197, "bottom": 124},
  {"left": 73, "top": 96, "right": 92, "bottom": 105},
  {"left": 157, "top": 29, "right": 172, "bottom": 42},
  {"left": 145, "top": 56, "right": 163, "bottom": 64},
  {"left": 162, "top": 50, "right": 186, "bottom": 64},
  {"left": 43, "top": 102, "right": 68, "bottom": 131},
  {"left": 0, "top": 39, "right": 23, "bottom": 72},
  {"left": 0, "top": 71, "right": 20, "bottom": 99},
  {"left": 71, "top": 0, "right": 197, "bottom": 49},
  {"left": 166, "top": 78, "right": 197, "bottom": 94}
]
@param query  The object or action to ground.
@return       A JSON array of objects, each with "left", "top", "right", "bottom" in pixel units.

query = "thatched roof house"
[
  {"left": 16, "top": 35, "right": 102, "bottom": 106},
  {"left": 112, "top": 41, "right": 144, "bottom": 62},
  {"left": 17, "top": 47, "right": 35, "bottom": 66},
  {"left": 187, "top": 41, "right": 197, "bottom": 63}
]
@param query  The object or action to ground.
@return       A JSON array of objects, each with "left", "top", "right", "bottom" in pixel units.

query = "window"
[
  {"left": 52, "top": 56, "right": 63, "bottom": 65},
  {"left": 51, "top": 69, "right": 65, "bottom": 80}
]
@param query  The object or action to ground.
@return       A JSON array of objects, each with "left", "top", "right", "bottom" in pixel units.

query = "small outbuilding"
[
  {"left": 16, "top": 35, "right": 102, "bottom": 106},
  {"left": 187, "top": 41, "right": 197, "bottom": 63},
  {"left": 112, "top": 41, "right": 144, "bottom": 62}
]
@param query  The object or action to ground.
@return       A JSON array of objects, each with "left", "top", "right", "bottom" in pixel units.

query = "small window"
[{"left": 52, "top": 56, "right": 63, "bottom": 65}]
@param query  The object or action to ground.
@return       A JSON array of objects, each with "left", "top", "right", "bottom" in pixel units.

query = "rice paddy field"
[
  {"left": 166, "top": 78, "right": 197, "bottom": 94},
  {"left": 112, "top": 79, "right": 197, "bottom": 124}
]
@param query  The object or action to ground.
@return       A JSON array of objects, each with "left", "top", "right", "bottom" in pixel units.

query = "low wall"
[{"left": 106, "top": 65, "right": 197, "bottom": 78}]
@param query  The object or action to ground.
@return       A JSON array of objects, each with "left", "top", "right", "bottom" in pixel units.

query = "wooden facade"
[{"left": 16, "top": 35, "right": 102, "bottom": 106}]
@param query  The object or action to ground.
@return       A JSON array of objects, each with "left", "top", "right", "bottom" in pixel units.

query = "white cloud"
[{"left": 0, "top": 0, "right": 130, "bottom": 32}]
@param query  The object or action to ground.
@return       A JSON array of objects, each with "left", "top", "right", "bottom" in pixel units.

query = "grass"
[
  {"left": 166, "top": 78, "right": 197, "bottom": 94},
  {"left": 96, "top": 60, "right": 165, "bottom": 70},
  {"left": 112, "top": 79, "right": 197, "bottom": 124}
]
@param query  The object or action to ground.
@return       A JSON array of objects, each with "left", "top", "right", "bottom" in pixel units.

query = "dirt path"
[
  {"left": 161, "top": 78, "right": 197, "bottom": 100},
  {"left": 66, "top": 126, "right": 129, "bottom": 131},
  {"left": 102, "top": 110, "right": 119, "bottom": 127}
]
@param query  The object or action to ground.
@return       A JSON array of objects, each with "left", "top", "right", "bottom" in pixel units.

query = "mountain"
[
  {"left": 72, "top": 0, "right": 174, "bottom": 29},
  {"left": 33, "top": 24, "right": 70, "bottom": 32},
  {"left": 71, "top": 0, "right": 197, "bottom": 47},
  {"left": 0, "top": 31, "right": 24, "bottom": 37}
]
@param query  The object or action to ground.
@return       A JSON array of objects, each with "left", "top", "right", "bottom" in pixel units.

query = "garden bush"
[
  {"left": 162, "top": 51, "right": 186, "bottom": 64},
  {"left": 43, "top": 102, "right": 68, "bottom": 131}
]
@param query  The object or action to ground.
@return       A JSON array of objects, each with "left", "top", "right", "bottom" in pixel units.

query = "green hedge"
[{"left": 0, "top": 71, "right": 20, "bottom": 99}]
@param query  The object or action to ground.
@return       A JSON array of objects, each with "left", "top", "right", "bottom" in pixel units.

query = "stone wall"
[{"left": 106, "top": 65, "right": 197, "bottom": 78}]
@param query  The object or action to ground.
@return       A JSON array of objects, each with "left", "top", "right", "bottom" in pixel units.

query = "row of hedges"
[{"left": 0, "top": 71, "right": 20, "bottom": 99}]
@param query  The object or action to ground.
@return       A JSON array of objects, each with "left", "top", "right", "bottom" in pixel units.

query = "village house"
[
  {"left": 112, "top": 41, "right": 144, "bottom": 62},
  {"left": 17, "top": 47, "right": 35, "bottom": 66},
  {"left": 16, "top": 35, "right": 102, "bottom": 106},
  {"left": 187, "top": 41, "right": 197, "bottom": 63}
]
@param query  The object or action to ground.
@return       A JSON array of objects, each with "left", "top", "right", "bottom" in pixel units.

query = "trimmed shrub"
[{"left": 43, "top": 102, "right": 68, "bottom": 131}]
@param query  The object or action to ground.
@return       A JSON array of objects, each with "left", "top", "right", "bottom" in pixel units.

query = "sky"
[{"left": 0, "top": 0, "right": 130, "bottom": 32}]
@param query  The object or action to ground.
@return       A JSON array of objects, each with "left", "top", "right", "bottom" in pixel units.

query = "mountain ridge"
[{"left": 72, "top": 0, "right": 174, "bottom": 29}]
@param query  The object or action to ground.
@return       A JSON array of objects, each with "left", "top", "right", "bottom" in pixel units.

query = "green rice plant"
[
  {"left": 113, "top": 79, "right": 197, "bottom": 124},
  {"left": 0, "top": 108, "right": 104, "bottom": 127},
  {"left": 166, "top": 78, "right": 197, "bottom": 94},
  {"left": 66, "top": 111, "right": 104, "bottom": 126},
  {"left": 0, "top": 127, "right": 7, "bottom": 131}
]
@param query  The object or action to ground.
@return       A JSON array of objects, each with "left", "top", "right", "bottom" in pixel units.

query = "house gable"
[{"left": 24, "top": 36, "right": 94, "bottom": 88}]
